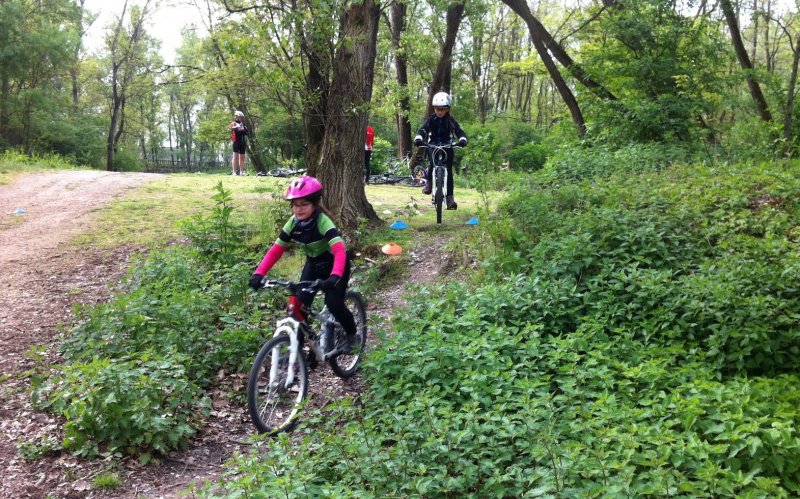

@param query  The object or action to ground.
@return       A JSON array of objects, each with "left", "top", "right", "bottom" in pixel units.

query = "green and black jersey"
[{"left": 276, "top": 209, "right": 344, "bottom": 262}]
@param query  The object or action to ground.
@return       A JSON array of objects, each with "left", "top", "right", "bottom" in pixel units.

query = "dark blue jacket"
[{"left": 416, "top": 114, "right": 466, "bottom": 145}]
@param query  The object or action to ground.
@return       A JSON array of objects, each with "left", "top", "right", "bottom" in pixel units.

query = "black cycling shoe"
[
  {"left": 306, "top": 351, "right": 318, "bottom": 371},
  {"left": 339, "top": 333, "right": 358, "bottom": 354}
]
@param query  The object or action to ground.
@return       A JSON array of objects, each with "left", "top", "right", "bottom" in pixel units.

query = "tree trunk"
[
  {"left": 312, "top": 0, "right": 381, "bottom": 234},
  {"left": 426, "top": 3, "right": 465, "bottom": 113},
  {"left": 388, "top": 1, "right": 412, "bottom": 158},
  {"left": 720, "top": 0, "right": 772, "bottom": 121},
  {"left": 783, "top": 44, "right": 799, "bottom": 143},
  {"left": 502, "top": 0, "right": 586, "bottom": 136},
  {"left": 504, "top": 0, "right": 616, "bottom": 102},
  {"left": 0, "top": 73, "right": 9, "bottom": 142},
  {"left": 70, "top": 0, "right": 86, "bottom": 112},
  {"left": 301, "top": 43, "right": 329, "bottom": 172}
]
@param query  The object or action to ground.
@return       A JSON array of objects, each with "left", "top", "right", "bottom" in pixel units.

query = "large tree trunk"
[
  {"left": 312, "top": 0, "right": 380, "bottom": 234},
  {"left": 301, "top": 37, "right": 330, "bottom": 172},
  {"left": 106, "top": 0, "right": 150, "bottom": 171},
  {"left": 388, "top": 0, "right": 412, "bottom": 158},
  {"left": 720, "top": 0, "right": 772, "bottom": 121},
  {"left": 502, "top": 0, "right": 586, "bottom": 136}
]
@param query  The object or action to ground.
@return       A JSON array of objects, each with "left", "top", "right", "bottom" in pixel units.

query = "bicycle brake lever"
[{"left": 300, "top": 280, "right": 323, "bottom": 294}]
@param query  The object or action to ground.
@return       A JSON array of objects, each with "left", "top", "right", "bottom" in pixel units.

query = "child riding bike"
[
  {"left": 414, "top": 91, "right": 467, "bottom": 210},
  {"left": 248, "top": 176, "right": 357, "bottom": 349}
]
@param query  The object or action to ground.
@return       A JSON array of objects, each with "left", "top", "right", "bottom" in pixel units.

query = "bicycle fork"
[
  {"left": 269, "top": 316, "right": 342, "bottom": 388},
  {"left": 432, "top": 165, "right": 448, "bottom": 199},
  {"left": 271, "top": 318, "right": 301, "bottom": 388}
]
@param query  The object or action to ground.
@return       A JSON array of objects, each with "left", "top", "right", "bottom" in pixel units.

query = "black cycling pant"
[
  {"left": 296, "top": 257, "right": 356, "bottom": 336},
  {"left": 364, "top": 150, "right": 372, "bottom": 182}
]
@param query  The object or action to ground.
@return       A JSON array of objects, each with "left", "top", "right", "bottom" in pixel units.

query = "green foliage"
[
  {"left": 506, "top": 141, "right": 548, "bottom": 171},
  {"left": 0, "top": 149, "right": 80, "bottom": 173},
  {"left": 34, "top": 353, "right": 206, "bottom": 458},
  {"left": 93, "top": 471, "right": 121, "bottom": 489},
  {"left": 538, "top": 141, "right": 691, "bottom": 185},
  {"left": 30, "top": 184, "right": 282, "bottom": 458},
  {"left": 203, "top": 157, "right": 800, "bottom": 497},
  {"left": 576, "top": 0, "right": 730, "bottom": 143},
  {"left": 17, "top": 435, "right": 62, "bottom": 462},
  {"left": 112, "top": 146, "right": 145, "bottom": 172},
  {"left": 180, "top": 182, "right": 249, "bottom": 267}
]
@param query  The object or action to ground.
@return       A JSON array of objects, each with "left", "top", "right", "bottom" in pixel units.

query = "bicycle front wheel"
[
  {"left": 434, "top": 168, "right": 444, "bottom": 224},
  {"left": 247, "top": 334, "right": 308, "bottom": 434},
  {"left": 329, "top": 291, "right": 367, "bottom": 378}
]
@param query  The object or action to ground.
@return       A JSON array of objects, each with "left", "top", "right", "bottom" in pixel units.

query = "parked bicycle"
[
  {"left": 419, "top": 142, "right": 462, "bottom": 223},
  {"left": 368, "top": 154, "right": 426, "bottom": 187},
  {"left": 266, "top": 165, "right": 307, "bottom": 178},
  {"left": 247, "top": 279, "right": 367, "bottom": 434}
]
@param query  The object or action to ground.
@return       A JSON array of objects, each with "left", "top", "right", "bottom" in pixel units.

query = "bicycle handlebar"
[
  {"left": 262, "top": 279, "right": 322, "bottom": 294},
  {"left": 417, "top": 142, "right": 463, "bottom": 149}
]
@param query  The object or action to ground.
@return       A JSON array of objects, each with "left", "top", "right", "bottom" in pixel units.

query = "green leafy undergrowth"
[
  {"left": 203, "top": 160, "right": 800, "bottom": 497},
  {"left": 31, "top": 183, "right": 286, "bottom": 458}
]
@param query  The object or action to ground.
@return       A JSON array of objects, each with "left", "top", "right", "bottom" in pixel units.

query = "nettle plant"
[
  {"left": 31, "top": 184, "right": 285, "bottom": 459},
  {"left": 203, "top": 160, "right": 800, "bottom": 497}
]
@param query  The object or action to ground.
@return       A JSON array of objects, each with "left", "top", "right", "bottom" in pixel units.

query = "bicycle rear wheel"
[
  {"left": 368, "top": 175, "right": 391, "bottom": 185},
  {"left": 247, "top": 334, "right": 308, "bottom": 434},
  {"left": 329, "top": 291, "right": 367, "bottom": 378}
]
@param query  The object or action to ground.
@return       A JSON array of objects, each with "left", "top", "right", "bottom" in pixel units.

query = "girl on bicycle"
[
  {"left": 248, "top": 176, "right": 357, "bottom": 347},
  {"left": 414, "top": 91, "right": 467, "bottom": 210}
]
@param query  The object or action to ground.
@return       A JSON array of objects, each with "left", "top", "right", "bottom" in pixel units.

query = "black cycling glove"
[
  {"left": 321, "top": 275, "right": 340, "bottom": 291},
  {"left": 248, "top": 273, "right": 265, "bottom": 290}
]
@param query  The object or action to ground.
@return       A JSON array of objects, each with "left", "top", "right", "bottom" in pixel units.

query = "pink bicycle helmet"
[{"left": 285, "top": 175, "right": 323, "bottom": 201}]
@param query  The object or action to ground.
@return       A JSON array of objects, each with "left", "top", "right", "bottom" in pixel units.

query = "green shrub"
[
  {"left": 506, "top": 141, "right": 549, "bottom": 171},
  {"left": 34, "top": 353, "right": 208, "bottom": 458},
  {"left": 31, "top": 184, "right": 276, "bottom": 459},
  {"left": 538, "top": 142, "right": 691, "bottom": 185}
]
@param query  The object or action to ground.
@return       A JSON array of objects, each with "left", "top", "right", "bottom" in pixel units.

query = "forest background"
[
  {"left": 4, "top": 0, "right": 800, "bottom": 496},
  {"left": 5, "top": 0, "right": 800, "bottom": 230}
]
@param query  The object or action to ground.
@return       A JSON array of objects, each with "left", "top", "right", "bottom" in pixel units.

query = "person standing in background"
[
  {"left": 231, "top": 110, "right": 249, "bottom": 176},
  {"left": 364, "top": 124, "right": 375, "bottom": 184}
]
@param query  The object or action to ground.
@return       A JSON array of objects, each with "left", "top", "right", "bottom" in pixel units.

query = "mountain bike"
[
  {"left": 266, "top": 165, "right": 307, "bottom": 177},
  {"left": 419, "top": 142, "right": 461, "bottom": 224},
  {"left": 247, "top": 279, "right": 367, "bottom": 435},
  {"left": 368, "top": 154, "right": 426, "bottom": 187}
]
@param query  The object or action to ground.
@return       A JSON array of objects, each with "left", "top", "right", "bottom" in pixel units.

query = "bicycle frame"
[
  {"left": 421, "top": 142, "right": 457, "bottom": 223},
  {"left": 268, "top": 296, "right": 341, "bottom": 388}
]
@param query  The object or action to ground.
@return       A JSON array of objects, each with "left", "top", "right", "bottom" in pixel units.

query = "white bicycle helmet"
[
  {"left": 432, "top": 92, "right": 451, "bottom": 108},
  {"left": 234, "top": 110, "right": 244, "bottom": 117}
]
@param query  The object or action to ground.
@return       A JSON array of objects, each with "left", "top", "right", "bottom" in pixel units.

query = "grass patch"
[
  {"left": 0, "top": 151, "right": 82, "bottom": 185},
  {"left": 72, "top": 173, "right": 290, "bottom": 248}
]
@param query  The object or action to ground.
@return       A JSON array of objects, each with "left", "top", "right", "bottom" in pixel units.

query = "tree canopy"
[{"left": 3, "top": 0, "right": 800, "bottom": 228}]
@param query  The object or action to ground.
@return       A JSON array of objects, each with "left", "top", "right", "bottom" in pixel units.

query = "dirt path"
[{"left": 0, "top": 170, "right": 461, "bottom": 498}]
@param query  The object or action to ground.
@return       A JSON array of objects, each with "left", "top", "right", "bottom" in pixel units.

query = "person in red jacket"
[{"left": 364, "top": 125, "right": 375, "bottom": 184}]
